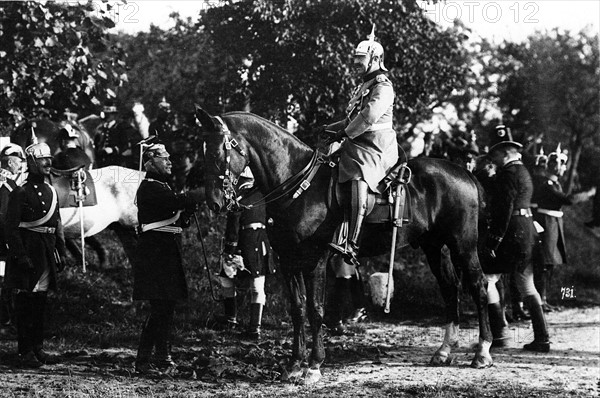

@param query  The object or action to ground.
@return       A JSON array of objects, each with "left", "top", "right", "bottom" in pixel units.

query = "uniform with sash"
[
  {"left": 133, "top": 172, "right": 197, "bottom": 301},
  {"left": 532, "top": 175, "right": 570, "bottom": 266},
  {"left": 485, "top": 160, "right": 535, "bottom": 274},
  {"left": 332, "top": 70, "right": 399, "bottom": 193},
  {"left": 223, "top": 191, "right": 276, "bottom": 278}
]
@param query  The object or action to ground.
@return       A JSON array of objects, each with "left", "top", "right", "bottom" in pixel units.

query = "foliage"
[
  {"left": 0, "top": 1, "right": 127, "bottom": 133},
  {"left": 494, "top": 28, "right": 599, "bottom": 189},
  {"left": 197, "top": 0, "right": 468, "bottom": 142}
]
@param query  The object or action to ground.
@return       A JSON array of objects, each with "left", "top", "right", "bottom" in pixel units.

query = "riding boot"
[
  {"left": 488, "top": 302, "right": 510, "bottom": 348},
  {"left": 222, "top": 297, "right": 238, "bottom": 329},
  {"left": 245, "top": 303, "right": 263, "bottom": 340},
  {"left": 329, "top": 180, "right": 370, "bottom": 266},
  {"left": 523, "top": 295, "right": 550, "bottom": 352}
]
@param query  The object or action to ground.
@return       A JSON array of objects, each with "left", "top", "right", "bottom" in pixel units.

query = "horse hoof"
[
  {"left": 470, "top": 353, "right": 493, "bottom": 369},
  {"left": 303, "top": 368, "right": 322, "bottom": 385},
  {"left": 282, "top": 365, "right": 303, "bottom": 383},
  {"left": 430, "top": 351, "right": 453, "bottom": 366}
]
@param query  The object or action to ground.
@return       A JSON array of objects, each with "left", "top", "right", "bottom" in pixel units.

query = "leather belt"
[
  {"left": 512, "top": 208, "right": 532, "bottom": 217},
  {"left": 145, "top": 225, "right": 182, "bottom": 234},
  {"left": 537, "top": 208, "right": 563, "bottom": 218},
  {"left": 242, "top": 222, "right": 265, "bottom": 230},
  {"left": 21, "top": 226, "right": 56, "bottom": 234}
]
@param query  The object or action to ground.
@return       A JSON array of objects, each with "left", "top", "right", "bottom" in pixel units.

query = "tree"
[
  {"left": 198, "top": 0, "right": 468, "bottom": 142},
  {"left": 0, "top": 1, "right": 127, "bottom": 133},
  {"left": 495, "top": 28, "right": 599, "bottom": 192}
]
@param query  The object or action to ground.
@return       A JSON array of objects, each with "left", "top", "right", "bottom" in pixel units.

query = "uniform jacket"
[
  {"left": 95, "top": 120, "right": 141, "bottom": 168},
  {"left": 133, "top": 172, "right": 197, "bottom": 301},
  {"left": 53, "top": 147, "right": 92, "bottom": 171},
  {"left": 533, "top": 174, "right": 570, "bottom": 265},
  {"left": 485, "top": 160, "right": 535, "bottom": 274},
  {"left": 330, "top": 70, "right": 399, "bottom": 193},
  {"left": 223, "top": 191, "right": 276, "bottom": 277},
  {"left": 0, "top": 170, "right": 17, "bottom": 260},
  {"left": 4, "top": 173, "right": 66, "bottom": 291}
]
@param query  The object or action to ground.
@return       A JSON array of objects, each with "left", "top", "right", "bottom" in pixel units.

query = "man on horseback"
[
  {"left": 53, "top": 123, "right": 92, "bottom": 171},
  {"left": 324, "top": 25, "right": 399, "bottom": 266},
  {"left": 95, "top": 103, "right": 140, "bottom": 168},
  {"left": 149, "top": 97, "right": 176, "bottom": 140}
]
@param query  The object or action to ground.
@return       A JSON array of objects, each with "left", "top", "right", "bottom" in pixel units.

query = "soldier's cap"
[
  {"left": 143, "top": 143, "right": 169, "bottom": 163},
  {"left": 238, "top": 166, "right": 254, "bottom": 191},
  {"left": 25, "top": 143, "right": 52, "bottom": 159},
  {"left": 59, "top": 123, "right": 80, "bottom": 140},
  {"left": 0, "top": 143, "right": 25, "bottom": 159},
  {"left": 488, "top": 125, "right": 522, "bottom": 153}
]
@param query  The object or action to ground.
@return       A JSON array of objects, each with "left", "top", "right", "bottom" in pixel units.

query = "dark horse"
[{"left": 196, "top": 107, "right": 493, "bottom": 383}]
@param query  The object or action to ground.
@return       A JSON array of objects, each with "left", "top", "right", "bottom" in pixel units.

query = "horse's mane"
[{"left": 223, "top": 111, "right": 311, "bottom": 150}]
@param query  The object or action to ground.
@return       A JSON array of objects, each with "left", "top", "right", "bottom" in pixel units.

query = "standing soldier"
[
  {"left": 5, "top": 142, "right": 66, "bottom": 367},
  {"left": 149, "top": 97, "right": 176, "bottom": 141},
  {"left": 0, "top": 144, "right": 26, "bottom": 337},
  {"left": 95, "top": 103, "right": 140, "bottom": 168},
  {"left": 219, "top": 167, "right": 276, "bottom": 339},
  {"left": 483, "top": 125, "right": 550, "bottom": 352},
  {"left": 532, "top": 145, "right": 596, "bottom": 311},
  {"left": 133, "top": 143, "right": 203, "bottom": 374}
]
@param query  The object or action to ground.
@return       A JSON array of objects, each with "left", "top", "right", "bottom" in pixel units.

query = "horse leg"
[
  {"left": 65, "top": 238, "right": 82, "bottom": 263},
  {"left": 303, "top": 254, "right": 327, "bottom": 384},
  {"left": 281, "top": 266, "right": 308, "bottom": 383},
  {"left": 86, "top": 236, "right": 107, "bottom": 268},
  {"left": 110, "top": 223, "right": 138, "bottom": 267},
  {"left": 447, "top": 246, "right": 493, "bottom": 368},
  {"left": 423, "top": 244, "right": 461, "bottom": 366}
]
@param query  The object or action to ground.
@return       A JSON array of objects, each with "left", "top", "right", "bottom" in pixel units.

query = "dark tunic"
[
  {"left": 4, "top": 173, "right": 66, "bottom": 291},
  {"left": 53, "top": 147, "right": 92, "bottom": 171},
  {"left": 133, "top": 172, "right": 197, "bottom": 301},
  {"left": 485, "top": 160, "right": 535, "bottom": 274},
  {"left": 533, "top": 175, "right": 570, "bottom": 265},
  {"left": 223, "top": 191, "right": 276, "bottom": 277},
  {"left": 0, "top": 172, "right": 17, "bottom": 261},
  {"left": 95, "top": 120, "right": 141, "bottom": 168}
]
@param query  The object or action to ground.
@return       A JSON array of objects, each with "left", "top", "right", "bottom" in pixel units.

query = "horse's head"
[{"left": 195, "top": 105, "right": 249, "bottom": 213}]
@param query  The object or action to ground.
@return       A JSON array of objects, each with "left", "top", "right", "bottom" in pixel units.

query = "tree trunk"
[{"left": 565, "top": 143, "right": 582, "bottom": 194}]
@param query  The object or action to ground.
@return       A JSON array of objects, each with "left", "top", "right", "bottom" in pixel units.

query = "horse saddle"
[
  {"left": 51, "top": 168, "right": 98, "bottom": 208},
  {"left": 327, "top": 153, "right": 412, "bottom": 225}
]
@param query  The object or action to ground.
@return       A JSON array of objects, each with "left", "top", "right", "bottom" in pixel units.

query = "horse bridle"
[{"left": 210, "top": 116, "right": 249, "bottom": 210}]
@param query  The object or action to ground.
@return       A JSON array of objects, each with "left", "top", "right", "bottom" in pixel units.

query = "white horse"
[{"left": 56, "top": 166, "right": 142, "bottom": 266}]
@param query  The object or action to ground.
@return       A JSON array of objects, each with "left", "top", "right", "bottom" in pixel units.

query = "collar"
[
  {"left": 502, "top": 159, "right": 523, "bottom": 168},
  {"left": 27, "top": 173, "right": 47, "bottom": 184},
  {"left": 363, "top": 70, "right": 385, "bottom": 83},
  {"left": 145, "top": 171, "right": 170, "bottom": 183}
]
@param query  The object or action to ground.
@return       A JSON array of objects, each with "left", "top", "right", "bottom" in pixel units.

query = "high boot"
[
  {"left": 246, "top": 303, "right": 263, "bottom": 340},
  {"left": 329, "top": 180, "right": 372, "bottom": 266},
  {"left": 488, "top": 302, "right": 510, "bottom": 348},
  {"left": 222, "top": 297, "right": 238, "bottom": 328},
  {"left": 536, "top": 267, "right": 556, "bottom": 312},
  {"left": 523, "top": 295, "right": 550, "bottom": 352}
]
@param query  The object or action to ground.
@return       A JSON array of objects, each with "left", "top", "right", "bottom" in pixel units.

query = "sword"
[
  {"left": 74, "top": 169, "right": 87, "bottom": 273},
  {"left": 384, "top": 174, "right": 407, "bottom": 314}
]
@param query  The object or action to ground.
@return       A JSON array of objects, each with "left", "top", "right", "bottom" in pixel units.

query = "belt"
[
  {"left": 366, "top": 121, "right": 393, "bottom": 132},
  {"left": 241, "top": 222, "right": 266, "bottom": 230},
  {"left": 21, "top": 226, "right": 56, "bottom": 234},
  {"left": 512, "top": 208, "right": 532, "bottom": 217},
  {"left": 537, "top": 208, "right": 563, "bottom": 218},
  {"left": 145, "top": 225, "right": 182, "bottom": 234}
]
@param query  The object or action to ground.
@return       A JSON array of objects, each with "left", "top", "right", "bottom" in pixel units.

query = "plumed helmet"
[
  {"left": 58, "top": 123, "right": 80, "bottom": 141},
  {"left": 142, "top": 142, "right": 169, "bottom": 164},
  {"left": 158, "top": 97, "right": 171, "bottom": 111},
  {"left": 25, "top": 143, "right": 52, "bottom": 159},
  {"left": 547, "top": 143, "right": 568, "bottom": 165},
  {"left": 488, "top": 124, "right": 522, "bottom": 153},
  {"left": 0, "top": 143, "right": 25, "bottom": 160},
  {"left": 534, "top": 147, "right": 548, "bottom": 167},
  {"left": 354, "top": 24, "right": 388, "bottom": 72}
]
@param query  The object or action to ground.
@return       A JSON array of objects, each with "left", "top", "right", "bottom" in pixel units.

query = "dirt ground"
[{"left": 0, "top": 306, "right": 598, "bottom": 398}]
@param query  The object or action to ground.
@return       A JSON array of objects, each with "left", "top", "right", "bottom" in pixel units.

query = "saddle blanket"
[{"left": 52, "top": 170, "right": 98, "bottom": 208}]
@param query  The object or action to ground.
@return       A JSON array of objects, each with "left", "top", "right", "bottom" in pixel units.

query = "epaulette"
[{"left": 375, "top": 74, "right": 391, "bottom": 84}]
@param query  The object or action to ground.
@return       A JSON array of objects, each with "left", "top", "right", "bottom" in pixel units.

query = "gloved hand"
[{"left": 222, "top": 253, "right": 244, "bottom": 278}]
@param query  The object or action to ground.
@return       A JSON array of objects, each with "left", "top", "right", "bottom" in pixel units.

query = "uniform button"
[
  {"left": 43, "top": 210, "right": 47, "bottom": 213},
  {"left": 34, "top": 185, "right": 38, "bottom": 188},
  {"left": 38, "top": 192, "right": 42, "bottom": 196},
  {"left": 41, "top": 201, "right": 45, "bottom": 205}
]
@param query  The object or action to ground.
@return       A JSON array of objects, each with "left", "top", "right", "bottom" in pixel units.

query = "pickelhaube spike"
[
  {"left": 368, "top": 24, "right": 375, "bottom": 43},
  {"left": 534, "top": 146, "right": 547, "bottom": 167},
  {"left": 30, "top": 125, "right": 39, "bottom": 145}
]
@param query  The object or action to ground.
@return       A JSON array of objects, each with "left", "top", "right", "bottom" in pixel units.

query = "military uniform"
[
  {"left": 5, "top": 170, "right": 66, "bottom": 363},
  {"left": 486, "top": 160, "right": 535, "bottom": 274},
  {"left": 332, "top": 70, "right": 398, "bottom": 193},
  {"left": 134, "top": 169, "right": 200, "bottom": 370},
  {"left": 533, "top": 175, "right": 569, "bottom": 265},
  {"left": 53, "top": 147, "right": 92, "bottom": 171},
  {"left": 0, "top": 168, "right": 17, "bottom": 329},
  {"left": 95, "top": 120, "right": 141, "bottom": 168}
]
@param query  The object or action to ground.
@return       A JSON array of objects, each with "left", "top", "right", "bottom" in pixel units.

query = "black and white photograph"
[{"left": 0, "top": 1, "right": 598, "bottom": 396}]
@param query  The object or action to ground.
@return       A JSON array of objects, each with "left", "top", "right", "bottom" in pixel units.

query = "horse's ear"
[{"left": 194, "top": 104, "right": 217, "bottom": 131}]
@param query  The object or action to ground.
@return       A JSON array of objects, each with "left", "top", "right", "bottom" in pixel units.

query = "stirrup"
[{"left": 328, "top": 243, "right": 359, "bottom": 267}]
